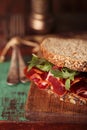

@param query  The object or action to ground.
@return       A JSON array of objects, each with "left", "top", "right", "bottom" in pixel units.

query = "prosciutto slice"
[
  {"left": 24, "top": 67, "right": 87, "bottom": 98},
  {"left": 48, "top": 76, "right": 66, "bottom": 95},
  {"left": 24, "top": 67, "right": 49, "bottom": 89},
  {"left": 24, "top": 67, "right": 66, "bottom": 95},
  {"left": 70, "top": 79, "right": 87, "bottom": 98}
]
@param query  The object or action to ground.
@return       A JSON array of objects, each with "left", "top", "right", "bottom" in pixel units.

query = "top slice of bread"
[{"left": 40, "top": 37, "right": 87, "bottom": 72}]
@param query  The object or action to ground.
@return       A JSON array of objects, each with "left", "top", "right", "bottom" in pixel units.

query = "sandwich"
[{"left": 24, "top": 37, "right": 87, "bottom": 105}]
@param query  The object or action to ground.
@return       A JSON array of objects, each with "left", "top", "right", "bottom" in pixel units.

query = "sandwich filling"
[{"left": 24, "top": 54, "right": 87, "bottom": 99}]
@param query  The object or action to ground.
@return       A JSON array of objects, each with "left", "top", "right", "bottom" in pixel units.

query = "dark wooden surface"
[
  {"left": 25, "top": 83, "right": 87, "bottom": 124},
  {"left": 0, "top": 121, "right": 87, "bottom": 130}
]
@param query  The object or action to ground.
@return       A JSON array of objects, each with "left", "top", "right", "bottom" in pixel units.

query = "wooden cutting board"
[{"left": 25, "top": 83, "right": 87, "bottom": 124}]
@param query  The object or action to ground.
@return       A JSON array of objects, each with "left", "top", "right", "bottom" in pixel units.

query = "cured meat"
[
  {"left": 48, "top": 76, "right": 66, "bottom": 96},
  {"left": 24, "top": 67, "right": 66, "bottom": 95},
  {"left": 70, "top": 79, "right": 87, "bottom": 98},
  {"left": 24, "top": 67, "right": 49, "bottom": 89},
  {"left": 24, "top": 67, "right": 87, "bottom": 99}
]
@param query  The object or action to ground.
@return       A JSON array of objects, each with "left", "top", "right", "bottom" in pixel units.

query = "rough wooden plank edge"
[
  {"left": 25, "top": 83, "right": 87, "bottom": 124},
  {"left": 25, "top": 111, "right": 87, "bottom": 124}
]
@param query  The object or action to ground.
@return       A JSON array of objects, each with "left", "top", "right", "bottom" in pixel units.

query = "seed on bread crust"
[{"left": 41, "top": 37, "right": 87, "bottom": 72}]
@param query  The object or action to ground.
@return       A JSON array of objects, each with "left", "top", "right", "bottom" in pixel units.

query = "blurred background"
[{"left": 0, "top": 0, "right": 87, "bottom": 45}]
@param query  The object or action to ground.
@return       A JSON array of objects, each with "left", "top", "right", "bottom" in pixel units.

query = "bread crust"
[{"left": 41, "top": 37, "right": 87, "bottom": 72}]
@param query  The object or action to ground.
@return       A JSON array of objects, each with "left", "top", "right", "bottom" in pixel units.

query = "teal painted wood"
[{"left": 0, "top": 61, "right": 30, "bottom": 121}]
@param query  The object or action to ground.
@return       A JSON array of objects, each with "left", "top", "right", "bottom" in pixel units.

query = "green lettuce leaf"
[
  {"left": 28, "top": 54, "right": 79, "bottom": 90},
  {"left": 65, "top": 79, "right": 71, "bottom": 90},
  {"left": 51, "top": 67, "right": 79, "bottom": 90},
  {"left": 28, "top": 54, "right": 53, "bottom": 72}
]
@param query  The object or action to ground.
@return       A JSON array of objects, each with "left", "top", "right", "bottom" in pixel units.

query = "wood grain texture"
[
  {"left": 0, "top": 121, "right": 87, "bottom": 130},
  {"left": 25, "top": 83, "right": 87, "bottom": 124}
]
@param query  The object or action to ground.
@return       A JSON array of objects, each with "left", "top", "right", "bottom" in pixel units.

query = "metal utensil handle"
[
  {"left": 16, "top": 46, "right": 28, "bottom": 83},
  {"left": 7, "top": 45, "right": 19, "bottom": 85}
]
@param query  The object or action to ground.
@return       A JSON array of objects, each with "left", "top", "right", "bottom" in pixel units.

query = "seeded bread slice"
[{"left": 40, "top": 37, "right": 87, "bottom": 72}]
